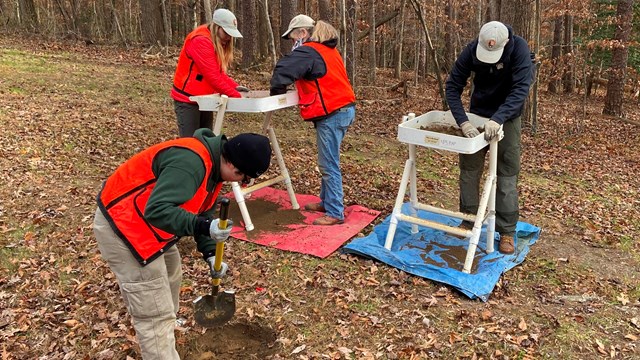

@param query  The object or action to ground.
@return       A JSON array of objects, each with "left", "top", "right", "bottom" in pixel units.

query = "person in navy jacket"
[{"left": 445, "top": 21, "right": 533, "bottom": 254}]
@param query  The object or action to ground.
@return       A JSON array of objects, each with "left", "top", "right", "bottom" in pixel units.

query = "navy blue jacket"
[
  {"left": 445, "top": 26, "right": 533, "bottom": 125},
  {"left": 269, "top": 39, "right": 334, "bottom": 95}
]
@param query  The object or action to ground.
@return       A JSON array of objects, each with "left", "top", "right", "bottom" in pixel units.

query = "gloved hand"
[
  {"left": 205, "top": 257, "right": 228, "bottom": 279},
  {"left": 236, "top": 85, "right": 250, "bottom": 92},
  {"left": 459, "top": 121, "right": 480, "bottom": 138},
  {"left": 209, "top": 218, "right": 233, "bottom": 243},
  {"left": 483, "top": 120, "right": 501, "bottom": 141}
]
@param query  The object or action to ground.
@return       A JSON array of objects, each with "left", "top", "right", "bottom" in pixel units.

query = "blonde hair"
[
  {"left": 209, "top": 23, "right": 235, "bottom": 73},
  {"left": 311, "top": 20, "right": 339, "bottom": 43}
]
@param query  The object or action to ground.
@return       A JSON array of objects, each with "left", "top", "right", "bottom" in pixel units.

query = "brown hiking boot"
[
  {"left": 304, "top": 202, "right": 326, "bottom": 212},
  {"left": 313, "top": 215, "right": 344, "bottom": 225},
  {"left": 499, "top": 234, "right": 515, "bottom": 254}
]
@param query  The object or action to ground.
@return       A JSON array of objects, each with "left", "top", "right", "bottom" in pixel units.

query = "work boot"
[
  {"left": 304, "top": 202, "right": 326, "bottom": 212},
  {"left": 313, "top": 215, "right": 344, "bottom": 225},
  {"left": 499, "top": 234, "right": 515, "bottom": 254}
]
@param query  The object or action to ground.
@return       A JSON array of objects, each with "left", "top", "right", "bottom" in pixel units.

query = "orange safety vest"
[
  {"left": 97, "top": 138, "right": 222, "bottom": 266},
  {"left": 295, "top": 42, "right": 356, "bottom": 121},
  {"left": 173, "top": 25, "right": 217, "bottom": 98}
]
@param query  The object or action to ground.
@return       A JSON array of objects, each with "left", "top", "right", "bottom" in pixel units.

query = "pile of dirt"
[
  {"left": 227, "top": 198, "right": 306, "bottom": 240},
  {"left": 419, "top": 124, "right": 466, "bottom": 136}
]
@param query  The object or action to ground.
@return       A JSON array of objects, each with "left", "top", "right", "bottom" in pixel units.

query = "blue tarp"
[{"left": 342, "top": 203, "right": 541, "bottom": 301}]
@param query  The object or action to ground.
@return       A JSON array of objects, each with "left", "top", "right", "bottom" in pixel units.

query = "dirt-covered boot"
[{"left": 499, "top": 234, "right": 515, "bottom": 254}]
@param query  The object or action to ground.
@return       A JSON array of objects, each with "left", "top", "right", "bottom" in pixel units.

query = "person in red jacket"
[
  {"left": 171, "top": 9, "right": 248, "bottom": 137},
  {"left": 93, "top": 129, "right": 271, "bottom": 359},
  {"left": 270, "top": 20, "right": 356, "bottom": 226}
]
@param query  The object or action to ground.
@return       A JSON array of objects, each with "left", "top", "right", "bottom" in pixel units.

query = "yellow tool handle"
[
  {"left": 211, "top": 198, "right": 230, "bottom": 287},
  {"left": 211, "top": 242, "right": 225, "bottom": 287}
]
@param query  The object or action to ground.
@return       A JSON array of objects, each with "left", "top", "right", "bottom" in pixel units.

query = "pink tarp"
[{"left": 225, "top": 187, "right": 380, "bottom": 258}]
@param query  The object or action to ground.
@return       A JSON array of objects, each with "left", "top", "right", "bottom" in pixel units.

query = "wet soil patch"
[
  {"left": 228, "top": 198, "right": 306, "bottom": 240},
  {"left": 177, "top": 322, "right": 279, "bottom": 359},
  {"left": 401, "top": 236, "right": 497, "bottom": 273}
]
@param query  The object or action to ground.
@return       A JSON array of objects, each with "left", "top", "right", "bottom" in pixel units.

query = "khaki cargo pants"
[
  {"left": 459, "top": 116, "right": 521, "bottom": 235},
  {"left": 93, "top": 208, "right": 182, "bottom": 360}
]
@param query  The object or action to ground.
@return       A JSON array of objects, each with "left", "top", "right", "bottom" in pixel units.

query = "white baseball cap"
[
  {"left": 476, "top": 21, "right": 509, "bottom": 64},
  {"left": 212, "top": 9, "right": 242, "bottom": 38},
  {"left": 281, "top": 14, "right": 315, "bottom": 39}
]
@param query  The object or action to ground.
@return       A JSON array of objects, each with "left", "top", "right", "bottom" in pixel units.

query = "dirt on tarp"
[
  {"left": 177, "top": 322, "right": 279, "bottom": 359},
  {"left": 400, "top": 236, "right": 502, "bottom": 273},
  {"left": 227, "top": 198, "right": 306, "bottom": 240}
]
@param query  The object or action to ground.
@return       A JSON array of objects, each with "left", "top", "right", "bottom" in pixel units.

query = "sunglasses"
[{"left": 234, "top": 168, "right": 251, "bottom": 185}]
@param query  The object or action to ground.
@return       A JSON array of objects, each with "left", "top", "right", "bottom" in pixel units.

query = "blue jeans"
[{"left": 315, "top": 105, "right": 355, "bottom": 220}]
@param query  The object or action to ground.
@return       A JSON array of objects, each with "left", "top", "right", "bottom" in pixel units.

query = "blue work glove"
[
  {"left": 205, "top": 257, "right": 229, "bottom": 279},
  {"left": 459, "top": 121, "right": 480, "bottom": 138},
  {"left": 483, "top": 120, "right": 501, "bottom": 141},
  {"left": 209, "top": 218, "right": 233, "bottom": 243}
]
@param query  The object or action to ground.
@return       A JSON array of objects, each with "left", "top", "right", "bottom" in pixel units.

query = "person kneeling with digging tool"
[{"left": 93, "top": 129, "right": 271, "bottom": 360}]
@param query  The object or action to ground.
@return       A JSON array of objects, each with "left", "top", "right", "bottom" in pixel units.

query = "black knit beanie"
[{"left": 223, "top": 133, "right": 271, "bottom": 178}]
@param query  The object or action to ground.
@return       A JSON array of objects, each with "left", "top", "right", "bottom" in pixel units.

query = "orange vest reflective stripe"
[
  {"left": 97, "top": 138, "right": 222, "bottom": 266},
  {"left": 173, "top": 25, "right": 217, "bottom": 98},
  {"left": 295, "top": 42, "right": 356, "bottom": 121}
]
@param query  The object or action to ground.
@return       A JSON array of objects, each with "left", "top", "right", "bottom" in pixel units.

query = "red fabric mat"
[{"left": 225, "top": 187, "right": 380, "bottom": 258}]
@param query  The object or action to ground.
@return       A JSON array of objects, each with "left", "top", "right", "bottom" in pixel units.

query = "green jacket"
[{"left": 144, "top": 128, "right": 224, "bottom": 255}]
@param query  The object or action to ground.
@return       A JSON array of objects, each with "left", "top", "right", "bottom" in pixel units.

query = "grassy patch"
[{"left": 0, "top": 246, "right": 32, "bottom": 273}]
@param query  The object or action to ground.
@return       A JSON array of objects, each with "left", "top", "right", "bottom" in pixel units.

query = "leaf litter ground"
[{"left": 0, "top": 35, "right": 639, "bottom": 359}]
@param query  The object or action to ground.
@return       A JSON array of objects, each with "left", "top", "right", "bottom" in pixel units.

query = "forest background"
[{"left": 1, "top": 0, "right": 639, "bottom": 359}]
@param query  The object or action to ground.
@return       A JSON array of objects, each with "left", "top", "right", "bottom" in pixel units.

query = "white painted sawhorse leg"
[
  {"left": 213, "top": 101, "right": 299, "bottom": 231},
  {"left": 384, "top": 114, "right": 498, "bottom": 274}
]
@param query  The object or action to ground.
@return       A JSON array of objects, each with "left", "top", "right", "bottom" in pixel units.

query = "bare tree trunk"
[
  {"left": 603, "top": 0, "right": 634, "bottom": 116},
  {"left": 109, "top": 0, "right": 128, "bottom": 46},
  {"left": 189, "top": 0, "right": 197, "bottom": 29},
  {"left": 367, "top": 0, "right": 375, "bottom": 84},
  {"left": 139, "top": 0, "right": 165, "bottom": 45},
  {"left": 257, "top": 0, "right": 276, "bottom": 67},
  {"left": 394, "top": 0, "right": 405, "bottom": 79},
  {"left": 443, "top": 0, "right": 455, "bottom": 72},
  {"left": 344, "top": 0, "right": 358, "bottom": 87},
  {"left": 477, "top": 0, "right": 483, "bottom": 31},
  {"left": 531, "top": 0, "right": 541, "bottom": 134},
  {"left": 161, "top": 0, "right": 172, "bottom": 46},
  {"left": 409, "top": 0, "right": 445, "bottom": 109},
  {"left": 548, "top": 16, "right": 562, "bottom": 93},
  {"left": 221, "top": 0, "right": 235, "bottom": 12},
  {"left": 279, "top": 0, "right": 296, "bottom": 56},
  {"left": 562, "top": 12, "right": 574, "bottom": 93},
  {"left": 487, "top": 0, "right": 500, "bottom": 22},
  {"left": 340, "top": 0, "right": 346, "bottom": 63},
  {"left": 202, "top": 0, "right": 212, "bottom": 24},
  {"left": 54, "top": 0, "right": 71, "bottom": 32},
  {"left": 240, "top": 0, "right": 256, "bottom": 67},
  {"left": 17, "top": 0, "right": 38, "bottom": 29},
  {"left": 319, "top": 0, "right": 333, "bottom": 23},
  {"left": 497, "top": 0, "right": 535, "bottom": 130}
]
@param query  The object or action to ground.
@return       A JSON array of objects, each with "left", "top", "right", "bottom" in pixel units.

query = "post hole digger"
[{"left": 194, "top": 198, "right": 236, "bottom": 327}]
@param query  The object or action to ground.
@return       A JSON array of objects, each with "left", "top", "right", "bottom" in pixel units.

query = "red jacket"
[
  {"left": 172, "top": 25, "right": 240, "bottom": 103},
  {"left": 97, "top": 137, "right": 222, "bottom": 265},
  {"left": 295, "top": 42, "right": 355, "bottom": 121}
]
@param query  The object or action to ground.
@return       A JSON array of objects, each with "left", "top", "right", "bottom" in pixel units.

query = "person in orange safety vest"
[
  {"left": 270, "top": 20, "right": 356, "bottom": 226},
  {"left": 171, "top": 9, "right": 250, "bottom": 137},
  {"left": 93, "top": 129, "right": 271, "bottom": 359}
]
